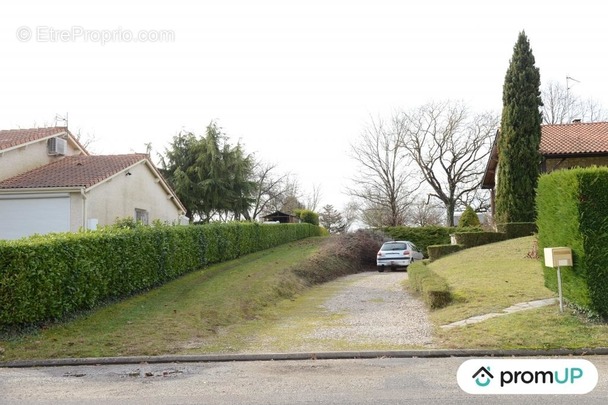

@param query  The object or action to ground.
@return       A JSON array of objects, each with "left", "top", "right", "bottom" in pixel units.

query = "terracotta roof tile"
[
  {"left": 0, "top": 154, "right": 148, "bottom": 189},
  {"left": 541, "top": 122, "right": 608, "bottom": 155},
  {"left": 0, "top": 127, "right": 69, "bottom": 151}
]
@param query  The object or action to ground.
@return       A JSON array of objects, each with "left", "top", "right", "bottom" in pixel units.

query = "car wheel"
[{"left": 378, "top": 267, "right": 384, "bottom": 272}]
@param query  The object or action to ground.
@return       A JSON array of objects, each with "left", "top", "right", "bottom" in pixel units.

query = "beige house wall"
[
  {"left": 84, "top": 161, "right": 182, "bottom": 227},
  {"left": 0, "top": 136, "right": 84, "bottom": 181},
  {"left": 69, "top": 192, "right": 84, "bottom": 232},
  {"left": 544, "top": 156, "right": 608, "bottom": 173}
]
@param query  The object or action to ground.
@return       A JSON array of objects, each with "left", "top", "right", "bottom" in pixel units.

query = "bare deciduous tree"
[
  {"left": 277, "top": 175, "right": 306, "bottom": 214},
  {"left": 542, "top": 80, "right": 608, "bottom": 124},
  {"left": 248, "top": 161, "right": 291, "bottom": 220},
  {"left": 304, "top": 183, "right": 323, "bottom": 212},
  {"left": 359, "top": 202, "right": 395, "bottom": 229},
  {"left": 347, "top": 116, "right": 420, "bottom": 227},
  {"left": 399, "top": 101, "right": 498, "bottom": 226},
  {"left": 74, "top": 128, "right": 97, "bottom": 151},
  {"left": 341, "top": 200, "right": 361, "bottom": 231},
  {"left": 407, "top": 196, "right": 444, "bottom": 227}
]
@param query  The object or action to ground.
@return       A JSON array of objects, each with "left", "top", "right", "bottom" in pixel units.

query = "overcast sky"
[{"left": 1, "top": 1, "right": 607, "bottom": 211}]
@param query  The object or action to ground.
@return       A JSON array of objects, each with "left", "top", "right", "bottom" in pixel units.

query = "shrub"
[
  {"left": 451, "top": 231, "right": 507, "bottom": 248},
  {"left": 537, "top": 167, "right": 608, "bottom": 316},
  {"left": 496, "top": 222, "right": 537, "bottom": 239},
  {"left": 407, "top": 261, "right": 452, "bottom": 309},
  {"left": 292, "top": 230, "right": 383, "bottom": 285},
  {"left": 295, "top": 209, "right": 320, "bottom": 226},
  {"left": 0, "top": 222, "right": 322, "bottom": 328},
  {"left": 427, "top": 244, "right": 463, "bottom": 262},
  {"left": 384, "top": 226, "right": 445, "bottom": 257},
  {"left": 458, "top": 206, "right": 481, "bottom": 227},
  {"left": 383, "top": 226, "right": 483, "bottom": 257}
]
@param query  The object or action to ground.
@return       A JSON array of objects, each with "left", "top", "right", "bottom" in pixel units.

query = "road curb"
[{"left": 3, "top": 348, "right": 608, "bottom": 368}]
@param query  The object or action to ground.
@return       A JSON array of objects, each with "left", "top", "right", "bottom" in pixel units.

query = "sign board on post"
[
  {"left": 544, "top": 247, "right": 572, "bottom": 267},
  {"left": 544, "top": 247, "right": 573, "bottom": 313}
]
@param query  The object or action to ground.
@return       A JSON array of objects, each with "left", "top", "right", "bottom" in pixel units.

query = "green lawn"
[
  {"left": 0, "top": 237, "right": 323, "bottom": 361},
  {"left": 426, "top": 236, "right": 608, "bottom": 349},
  {"left": 3, "top": 234, "right": 608, "bottom": 362},
  {"left": 427, "top": 236, "right": 552, "bottom": 325}
]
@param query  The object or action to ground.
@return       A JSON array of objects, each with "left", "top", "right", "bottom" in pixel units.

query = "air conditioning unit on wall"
[{"left": 48, "top": 137, "right": 67, "bottom": 156}]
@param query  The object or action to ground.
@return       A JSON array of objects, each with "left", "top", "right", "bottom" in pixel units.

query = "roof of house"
[
  {"left": 541, "top": 121, "right": 608, "bottom": 155},
  {"left": 0, "top": 126, "right": 85, "bottom": 152},
  {"left": 481, "top": 121, "right": 608, "bottom": 189},
  {"left": 261, "top": 210, "right": 298, "bottom": 218},
  {"left": 0, "top": 154, "right": 149, "bottom": 189}
]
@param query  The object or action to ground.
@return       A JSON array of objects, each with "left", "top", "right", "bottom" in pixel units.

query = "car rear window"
[{"left": 381, "top": 243, "right": 407, "bottom": 251}]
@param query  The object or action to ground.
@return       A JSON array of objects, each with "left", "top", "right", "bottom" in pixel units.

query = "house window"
[{"left": 135, "top": 209, "right": 149, "bottom": 225}]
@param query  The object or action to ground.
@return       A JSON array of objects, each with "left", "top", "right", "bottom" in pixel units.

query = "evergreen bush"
[
  {"left": 451, "top": 231, "right": 507, "bottom": 249},
  {"left": 458, "top": 206, "right": 481, "bottom": 227},
  {"left": 427, "top": 244, "right": 463, "bottom": 262},
  {"left": 0, "top": 223, "right": 321, "bottom": 327},
  {"left": 537, "top": 167, "right": 608, "bottom": 316},
  {"left": 408, "top": 261, "right": 452, "bottom": 309}
]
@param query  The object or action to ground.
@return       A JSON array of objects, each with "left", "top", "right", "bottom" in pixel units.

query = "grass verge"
[
  {"left": 425, "top": 236, "right": 608, "bottom": 349},
  {"left": 0, "top": 231, "right": 383, "bottom": 361},
  {"left": 0, "top": 238, "right": 324, "bottom": 361},
  {"left": 425, "top": 236, "right": 552, "bottom": 326}
]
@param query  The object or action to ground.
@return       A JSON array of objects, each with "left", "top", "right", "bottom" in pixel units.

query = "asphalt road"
[
  {"left": 2, "top": 272, "right": 606, "bottom": 404},
  {"left": 2, "top": 356, "right": 608, "bottom": 405}
]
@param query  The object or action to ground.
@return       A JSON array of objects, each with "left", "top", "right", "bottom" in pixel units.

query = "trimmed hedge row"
[
  {"left": 450, "top": 231, "right": 507, "bottom": 249},
  {"left": 427, "top": 244, "right": 463, "bottom": 262},
  {"left": 496, "top": 222, "right": 537, "bottom": 239},
  {"left": 0, "top": 223, "right": 321, "bottom": 327},
  {"left": 383, "top": 226, "right": 482, "bottom": 257},
  {"left": 537, "top": 167, "right": 608, "bottom": 316},
  {"left": 407, "top": 261, "right": 452, "bottom": 309}
]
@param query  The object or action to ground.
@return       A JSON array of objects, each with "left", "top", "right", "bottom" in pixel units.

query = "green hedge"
[
  {"left": 0, "top": 223, "right": 321, "bottom": 327},
  {"left": 383, "top": 226, "right": 481, "bottom": 257},
  {"left": 427, "top": 244, "right": 463, "bottom": 262},
  {"left": 496, "top": 222, "right": 537, "bottom": 239},
  {"left": 451, "top": 231, "right": 507, "bottom": 249},
  {"left": 537, "top": 167, "right": 608, "bottom": 316},
  {"left": 407, "top": 261, "right": 452, "bottom": 309}
]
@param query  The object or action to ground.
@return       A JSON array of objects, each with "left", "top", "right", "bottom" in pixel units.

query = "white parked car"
[{"left": 376, "top": 240, "right": 424, "bottom": 272}]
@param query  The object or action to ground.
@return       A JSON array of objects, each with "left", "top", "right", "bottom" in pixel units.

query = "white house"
[{"left": 0, "top": 127, "right": 187, "bottom": 240}]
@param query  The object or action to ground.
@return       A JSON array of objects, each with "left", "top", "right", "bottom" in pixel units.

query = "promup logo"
[
  {"left": 458, "top": 359, "right": 598, "bottom": 395},
  {"left": 472, "top": 366, "right": 494, "bottom": 387}
]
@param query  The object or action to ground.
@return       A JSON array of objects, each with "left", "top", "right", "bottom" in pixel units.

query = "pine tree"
[
  {"left": 495, "top": 31, "right": 542, "bottom": 223},
  {"left": 160, "top": 121, "right": 255, "bottom": 223}
]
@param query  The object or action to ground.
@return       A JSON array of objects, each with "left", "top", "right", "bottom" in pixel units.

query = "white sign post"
[
  {"left": 544, "top": 247, "right": 573, "bottom": 314},
  {"left": 556, "top": 265, "right": 564, "bottom": 312}
]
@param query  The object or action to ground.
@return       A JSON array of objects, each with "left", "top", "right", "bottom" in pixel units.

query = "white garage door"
[{"left": 0, "top": 194, "right": 70, "bottom": 240}]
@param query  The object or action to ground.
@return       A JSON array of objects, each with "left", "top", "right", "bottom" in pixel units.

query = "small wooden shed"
[{"left": 261, "top": 210, "right": 300, "bottom": 223}]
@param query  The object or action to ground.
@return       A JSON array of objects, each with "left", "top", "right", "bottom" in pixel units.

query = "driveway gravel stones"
[
  {"left": 242, "top": 271, "right": 435, "bottom": 352},
  {"left": 306, "top": 272, "right": 434, "bottom": 347}
]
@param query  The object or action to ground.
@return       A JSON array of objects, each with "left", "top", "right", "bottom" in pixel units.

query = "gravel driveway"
[
  {"left": 240, "top": 271, "right": 434, "bottom": 352},
  {"left": 308, "top": 271, "right": 434, "bottom": 346}
]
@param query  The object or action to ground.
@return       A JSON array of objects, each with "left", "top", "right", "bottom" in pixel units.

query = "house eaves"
[
  {"left": 481, "top": 130, "right": 499, "bottom": 189},
  {"left": 0, "top": 187, "right": 83, "bottom": 196},
  {"left": 0, "top": 127, "right": 89, "bottom": 156}
]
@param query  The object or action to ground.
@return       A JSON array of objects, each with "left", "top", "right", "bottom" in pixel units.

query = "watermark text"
[
  {"left": 16, "top": 26, "right": 175, "bottom": 45},
  {"left": 458, "top": 359, "right": 598, "bottom": 395}
]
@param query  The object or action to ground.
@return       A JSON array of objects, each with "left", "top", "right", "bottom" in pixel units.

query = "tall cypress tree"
[{"left": 495, "top": 31, "right": 542, "bottom": 223}]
